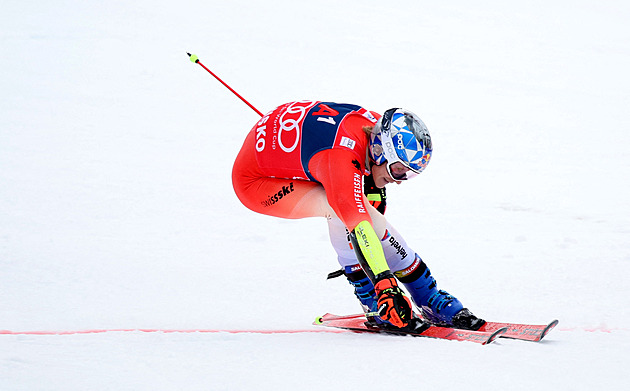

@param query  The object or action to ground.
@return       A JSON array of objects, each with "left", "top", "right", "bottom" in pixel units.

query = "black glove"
[{"left": 364, "top": 173, "right": 386, "bottom": 214}]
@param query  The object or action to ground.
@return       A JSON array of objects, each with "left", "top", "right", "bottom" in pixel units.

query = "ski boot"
[
  {"left": 451, "top": 308, "right": 486, "bottom": 330},
  {"left": 343, "top": 264, "right": 384, "bottom": 326},
  {"left": 422, "top": 290, "right": 486, "bottom": 330},
  {"left": 396, "top": 255, "right": 486, "bottom": 331}
]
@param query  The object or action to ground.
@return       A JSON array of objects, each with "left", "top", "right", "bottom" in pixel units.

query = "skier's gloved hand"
[
  {"left": 363, "top": 173, "right": 386, "bottom": 214},
  {"left": 374, "top": 274, "right": 412, "bottom": 328}
]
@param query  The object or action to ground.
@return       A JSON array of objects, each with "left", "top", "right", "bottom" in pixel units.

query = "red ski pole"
[{"left": 187, "top": 53, "right": 263, "bottom": 117}]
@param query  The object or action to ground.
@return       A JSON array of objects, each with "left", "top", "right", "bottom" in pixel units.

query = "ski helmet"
[{"left": 369, "top": 108, "right": 432, "bottom": 180}]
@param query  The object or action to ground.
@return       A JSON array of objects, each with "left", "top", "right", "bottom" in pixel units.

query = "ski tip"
[
  {"left": 484, "top": 327, "right": 509, "bottom": 345},
  {"left": 538, "top": 319, "right": 559, "bottom": 341}
]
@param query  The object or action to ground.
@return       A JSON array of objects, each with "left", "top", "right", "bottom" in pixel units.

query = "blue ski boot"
[
  {"left": 343, "top": 264, "right": 383, "bottom": 325},
  {"left": 396, "top": 255, "right": 485, "bottom": 331}
]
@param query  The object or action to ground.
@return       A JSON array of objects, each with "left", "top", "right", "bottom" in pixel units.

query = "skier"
[{"left": 232, "top": 100, "right": 485, "bottom": 331}]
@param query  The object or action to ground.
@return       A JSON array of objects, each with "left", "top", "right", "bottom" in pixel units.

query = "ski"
[
  {"left": 319, "top": 313, "right": 559, "bottom": 342},
  {"left": 314, "top": 313, "right": 506, "bottom": 345},
  {"left": 478, "top": 319, "right": 559, "bottom": 342}
]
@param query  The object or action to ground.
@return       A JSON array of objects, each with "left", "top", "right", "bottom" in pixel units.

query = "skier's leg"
[
  {"left": 385, "top": 223, "right": 484, "bottom": 329},
  {"left": 379, "top": 223, "right": 464, "bottom": 323},
  {"left": 397, "top": 257, "right": 485, "bottom": 330},
  {"left": 329, "top": 214, "right": 484, "bottom": 330}
]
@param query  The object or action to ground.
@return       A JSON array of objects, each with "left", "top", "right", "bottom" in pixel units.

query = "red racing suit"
[
  {"left": 233, "top": 101, "right": 422, "bottom": 328},
  {"left": 232, "top": 100, "right": 380, "bottom": 232}
]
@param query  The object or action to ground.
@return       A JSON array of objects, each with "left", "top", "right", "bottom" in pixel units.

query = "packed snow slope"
[{"left": 1, "top": 1, "right": 629, "bottom": 390}]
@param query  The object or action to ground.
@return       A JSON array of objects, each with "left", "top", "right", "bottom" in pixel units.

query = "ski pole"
[
  {"left": 187, "top": 52, "right": 264, "bottom": 117},
  {"left": 315, "top": 312, "right": 380, "bottom": 324}
]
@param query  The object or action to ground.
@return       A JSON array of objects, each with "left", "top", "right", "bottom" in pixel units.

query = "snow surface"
[{"left": 1, "top": 0, "right": 629, "bottom": 390}]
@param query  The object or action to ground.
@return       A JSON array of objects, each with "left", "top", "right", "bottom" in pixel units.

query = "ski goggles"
[{"left": 387, "top": 162, "right": 419, "bottom": 181}]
